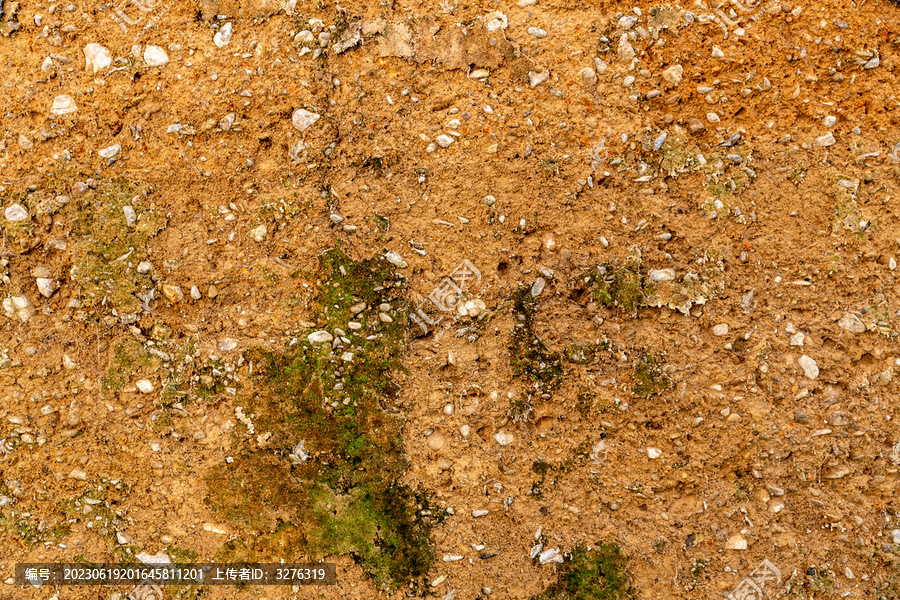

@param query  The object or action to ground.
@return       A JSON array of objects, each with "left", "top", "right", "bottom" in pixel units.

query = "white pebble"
[
  {"left": 308, "top": 330, "right": 334, "bottom": 343},
  {"left": 529, "top": 70, "right": 549, "bottom": 88},
  {"left": 798, "top": 355, "right": 819, "bottom": 380},
  {"left": 4, "top": 203, "right": 28, "bottom": 222},
  {"left": 248, "top": 224, "right": 267, "bottom": 242},
  {"left": 292, "top": 108, "right": 320, "bottom": 132},
  {"left": 815, "top": 132, "right": 836, "bottom": 147},
  {"left": 143, "top": 45, "right": 169, "bottom": 67},
  {"left": 493, "top": 430, "right": 514, "bottom": 446},
  {"left": 49, "top": 94, "right": 77, "bottom": 116},
  {"left": 136, "top": 379, "right": 155, "bottom": 393},
  {"left": 384, "top": 251, "right": 408, "bottom": 268},
  {"left": 99, "top": 144, "right": 121, "bottom": 159},
  {"left": 83, "top": 43, "right": 112, "bottom": 73},
  {"left": 122, "top": 205, "right": 136, "bottom": 226},
  {"left": 214, "top": 22, "right": 233, "bottom": 48}
]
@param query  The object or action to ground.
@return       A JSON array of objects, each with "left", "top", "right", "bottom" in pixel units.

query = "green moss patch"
[
  {"left": 68, "top": 179, "right": 167, "bottom": 319},
  {"left": 102, "top": 338, "right": 156, "bottom": 391},
  {"left": 509, "top": 287, "right": 564, "bottom": 399},
  {"left": 631, "top": 355, "right": 670, "bottom": 398},
  {"left": 205, "top": 248, "right": 443, "bottom": 592},
  {"left": 533, "top": 543, "right": 635, "bottom": 600}
]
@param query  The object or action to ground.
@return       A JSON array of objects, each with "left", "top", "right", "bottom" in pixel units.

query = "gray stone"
[
  {"left": 798, "top": 355, "right": 819, "bottom": 380},
  {"left": 838, "top": 312, "right": 865, "bottom": 333},
  {"left": 436, "top": 134, "right": 454, "bottom": 148},
  {"left": 308, "top": 330, "right": 334, "bottom": 343},
  {"left": 99, "top": 144, "right": 121, "bottom": 159},
  {"left": 384, "top": 251, "right": 408, "bottom": 268},
  {"left": 815, "top": 133, "right": 836, "bottom": 147}
]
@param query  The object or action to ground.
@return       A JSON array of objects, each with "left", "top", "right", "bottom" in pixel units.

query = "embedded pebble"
[
  {"left": 815, "top": 133, "right": 836, "bottom": 147},
  {"left": 617, "top": 36, "right": 635, "bottom": 62},
  {"left": 308, "top": 330, "right": 334, "bottom": 343},
  {"left": 798, "top": 355, "right": 819, "bottom": 380},
  {"left": 143, "top": 45, "right": 169, "bottom": 67},
  {"left": 647, "top": 447, "right": 662, "bottom": 459},
  {"left": 136, "top": 379, "right": 155, "bottom": 393},
  {"left": 826, "top": 411, "right": 850, "bottom": 427},
  {"left": 823, "top": 115, "right": 837, "bottom": 128},
  {"left": 472, "top": 509, "right": 489, "bottom": 517},
  {"left": 530, "top": 277, "right": 546, "bottom": 297},
  {"left": 248, "top": 224, "right": 267, "bottom": 242},
  {"left": 529, "top": 70, "right": 549, "bottom": 88},
  {"left": 99, "top": 144, "right": 121, "bottom": 159},
  {"left": 649, "top": 269, "right": 675, "bottom": 282},
  {"left": 436, "top": 134, "right": 455, "bottom": 148},
  {"left": 538, "top": 548, "right": 563, "bottom": 564},
  {"left": 292, "top": 108, "right": 320, "bottom": 132},
  {"left": 5, "top": 203, "right": 28, "bottom": 221},
  {"left": 527, "top": 27, "right": 547, "bottom": 38},
  {"left": 618, "top": 16, "right": 637, "bottom": 29},
  {"left": 218, "top": 338, "right": 238, "bottom": 352},
  {"left": 35, "top": 278, "right": 58, "bottom": 298},
  {"left": 724, "top": 534, "right": 748, "bottom": 550},
  {"left": 68, "top": 469, "right": 88, "bottom": 481},
  {"left": 50, "top": 94, "right": 77, "bottom": 116},
  {"left": 712, "top": 323, "right": 729, "bottom": 336},
  {"left": 427, "top": 432, "right": 446, "bottom": 450},
  {"left": 581, "top": 67, "right": 597, "bottom": 88},
  {"left": 123, "top": 205, "right": 136, "bottom": 226},
  {"left": 484, "top": 11, "right": 507, "bottom": 31},
  {"left": 458, "top": 299, "right": 486, "bottom": 317},
  {"left": 493, "top": 430, "right": 514, "bottom": 446},
  {"left": 3, "top": 295, "right": 35, "bottom": 322},
  {"left": 838, "top": 313, "right": 866, "bottom": 333},
  {"left": 384, "top": 251, "right": 408, "bottom": 268},
  {"left": 214, "top": 22, "right": 233, "bottom": 48},
  {"left": 83, "top": 43, "right": 112, "bottom": 72},
  {"left": 161, "top": 284, "right": 183, "bottom": 303},
  {"left": 662, "top": 64, "right": 683, "bottom": 87}
]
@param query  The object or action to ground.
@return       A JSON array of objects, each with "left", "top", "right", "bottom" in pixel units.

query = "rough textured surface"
[{"left": 1, "top": 0, "right": 900, "bottom": 599}]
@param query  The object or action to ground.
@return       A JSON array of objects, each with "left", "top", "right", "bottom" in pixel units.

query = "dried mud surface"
[{"left": 2, "top": 0, "right": 900, "bottom": 598}]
